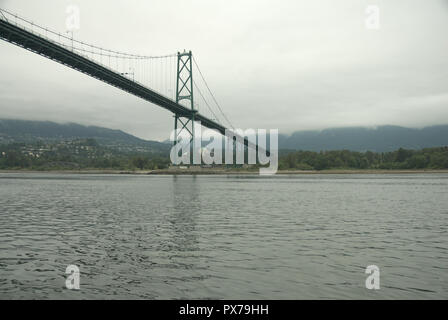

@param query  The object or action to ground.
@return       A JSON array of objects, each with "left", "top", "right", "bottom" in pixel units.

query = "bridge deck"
[{"left": 0, "top": 18, "right": 232, "bottom": 137}]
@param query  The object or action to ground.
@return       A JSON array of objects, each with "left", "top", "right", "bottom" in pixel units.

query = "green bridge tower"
[{"left": 174, "top": 50, "right": 197, "bottom": 148}]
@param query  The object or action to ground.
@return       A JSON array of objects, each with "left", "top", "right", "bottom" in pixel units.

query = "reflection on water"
[{"left": 0, "top": 173, "right": 447, "bottom": 299}]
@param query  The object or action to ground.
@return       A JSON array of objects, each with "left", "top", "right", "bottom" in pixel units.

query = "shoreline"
[{"left": 1, "top": 169, "right": 448, "bottom": 175}]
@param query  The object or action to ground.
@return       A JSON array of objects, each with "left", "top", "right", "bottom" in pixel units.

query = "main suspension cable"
[
  {"left": 193, "top": 80, "right": 221, "bottom": 124},
  {"left": 193, "top": 56, "right": 235, "bottom": 129}
]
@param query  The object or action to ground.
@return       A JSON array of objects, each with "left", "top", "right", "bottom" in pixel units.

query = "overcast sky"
[{"left": 1, "top": 0, "right": 447, "bottom": 141}]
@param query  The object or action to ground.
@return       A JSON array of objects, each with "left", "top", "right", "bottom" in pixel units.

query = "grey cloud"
[{"left": 0, "top": 0, "right": 447, "bottom": 140}]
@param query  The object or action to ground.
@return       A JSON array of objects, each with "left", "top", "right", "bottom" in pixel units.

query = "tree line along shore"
[{"left": 0, "top": 139, "right": 447, "bottom": 172}]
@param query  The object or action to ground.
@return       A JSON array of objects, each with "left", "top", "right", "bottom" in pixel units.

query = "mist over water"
[{"left": 0, "top": 173, "right": 447, "bottom": 299}]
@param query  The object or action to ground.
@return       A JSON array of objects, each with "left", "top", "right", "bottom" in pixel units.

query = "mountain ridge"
[
  {"left": 1, "top": 119, "right": 448, "bottom": 153},
  {"left": 0, "top": 119, "right": 170, "bottom": 154},
  {"left": 278, "top": 125, "right": 448, "bottom": 152}
]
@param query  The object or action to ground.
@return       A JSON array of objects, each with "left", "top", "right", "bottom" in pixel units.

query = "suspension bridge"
[{"left": 0, "top": 8, "right": 258, "bottom": 152}]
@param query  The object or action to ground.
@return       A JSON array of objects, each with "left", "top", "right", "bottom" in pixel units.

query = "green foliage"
[
  {"left": 0, "top": 139, "right": 170, "bottom": 171},
  {"left": 0, "top": 139, "right": 447, "bottom": 171},
  {"left": 130, "top": 156, "right": 170, "bottom": 170},
  {"left": 278, "top": 147, "right": 448, "bottom": 170}
]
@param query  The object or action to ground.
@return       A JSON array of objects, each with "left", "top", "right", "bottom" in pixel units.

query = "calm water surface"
[{"left": 0, "top": 173, "right": 447, "bottom": 299}]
